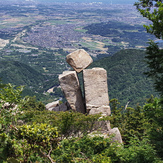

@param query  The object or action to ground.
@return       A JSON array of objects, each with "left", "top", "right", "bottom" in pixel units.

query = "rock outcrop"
[
  {"left": 58, "top": 71, "right": 85, "bottom": 113},
  {"left": 83, "top": 68, "right": 110, "bottom": 116},
  {"left": 54, "top": 49, "right": 123, "bottom": 143},
  {"left": 46, "top": 101, "right": 71, "bottom": 112},
  {"left": 66, "top": 49, "right": 93, "bottom": 73},
  {"left": 45, "top": 100, "right": 60, "bottom": 111},
  {"left": 88, "top": 105, "right": 111, "bottom": 116},
  {"left": 109, "top": 127, "right": 123, "bottom": 144}
]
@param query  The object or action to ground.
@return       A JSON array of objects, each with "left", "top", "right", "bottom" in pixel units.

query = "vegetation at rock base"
[
  {"left": 0, "top": 82, "right": 163, "bottom": 162},
  {"left": 134, "top": 0, "right": 163, "bottom": 159},
  {"left": 0, "top": 1, "right": 163, "bottom": 162}
]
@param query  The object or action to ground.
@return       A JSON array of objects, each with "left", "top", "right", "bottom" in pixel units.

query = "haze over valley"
[
  {"left": 0, "top": 0, "right": 158, "bottom": 105},
  {"left": 3, "top": 0, "right": 137, "bottom": 5}
]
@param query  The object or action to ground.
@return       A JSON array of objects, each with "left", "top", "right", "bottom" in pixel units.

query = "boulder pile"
[
  {"left": 59, "top": 49, "right": 111, "bottom": 116},
  {"left": 47, "top": 49, "right": 122, "bottom": 143}
]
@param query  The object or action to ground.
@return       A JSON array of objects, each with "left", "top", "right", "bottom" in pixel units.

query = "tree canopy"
[
  {"left": 135, "top": 0, "right": 163, "bottom": 97},
  {"left": 135, "top": 0, "right": 163, "bottom": 159},
  {"left": 0, "top": 83, "right": 162, "bottom": 162},
  {"left": 135, "top": 0, "right": 163, "bottom": 39}
]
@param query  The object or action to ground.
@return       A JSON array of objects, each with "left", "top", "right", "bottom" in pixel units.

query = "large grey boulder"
[
  {"left": 66, "top": 49, "right": 93, "bottom": 73},
  {"left": 45, "top": 100, "right": 71, "bottom": 112},
  {"left": 88, "top": 105, "right": 111, "bottom": 116},
  {"left": 59, "top": 71, "right": 85, "bottom": 113},
  {"left": 53, "top": 102, "right": 71, "bottom": 111},
  {"left": 109, "top": 127, "right": 123, "bottom": 144},
  {"left": 88, "top": 127, "right": 123, "bottom": 143},
  {"left": 83, "top": 68, "right": 109, "bottom": 114},
  {"left": 45, "top": 100, "right": 60, "bottom": 111}
]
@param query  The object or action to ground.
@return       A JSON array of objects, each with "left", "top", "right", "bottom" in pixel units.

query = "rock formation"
[
  {"left": 46, "top": 101, "right": 71, "bottom": 112},
  {"left": 109, "top": 127, "right": 123, "bottom": 144},
  {"left": 45, "top": 100, "right": 60, "bottom": 111},
  {"left": 83, "top": 68, "right": 110, "bottom": 116},
  {"left": 58, "top": 71, "right": 85, "bottom": 113},
  {"left": 55, "top": 49, "right": 122, "bottom": 143},
  {"left": 66, "top": 49, "right": 93, "bottom": 73},
  {"left": 58, "top": 49, "right": 111, "bottom": 116}
]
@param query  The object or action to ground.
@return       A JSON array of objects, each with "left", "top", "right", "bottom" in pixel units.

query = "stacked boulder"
[
  {"left": 59, "top": 49, "right": 111, "bottom": 116},
  {"left": 83, "top": 68, "right": 111, "bottom": 116},
  {"left": 58, "top": 49, "right": 122, "bottom": 143}
]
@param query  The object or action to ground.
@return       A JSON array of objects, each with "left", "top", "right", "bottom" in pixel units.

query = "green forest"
[
  {"left": 0, "top": 0, "right": 163, "bottom": 162},
  {"left": 91, "top": 49, "right": 158, "bottom": 106},
  {"left": 84, "top": 21, "right": 155, "bottom": 53},
  {"left": 0, "top": 49, "right": 158, "bottom": 106},
  {"left": 0, "top": 79, "right": 162, "bottom": 162}
]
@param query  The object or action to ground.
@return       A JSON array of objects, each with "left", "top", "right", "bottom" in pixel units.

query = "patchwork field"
[{"left": 0, "top": 1, "right": 159, "bottom": 105}]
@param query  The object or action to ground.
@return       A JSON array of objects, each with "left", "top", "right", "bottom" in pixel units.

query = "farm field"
[{"left": 0, "top": 1, "right": 158, "bottom": 103}]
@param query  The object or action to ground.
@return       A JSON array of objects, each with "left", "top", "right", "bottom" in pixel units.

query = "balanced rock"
[
  {"left": 66, "top": 49, "right": 93, "bottom": 73},
  {"left": 83, "top": 68, "right": 109, "bottom": 114},
  {"left": 59, "top": 71, "right": 85, "bottom": 113}
]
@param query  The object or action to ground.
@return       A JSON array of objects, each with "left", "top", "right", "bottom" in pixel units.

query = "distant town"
[
  {"left": 0, "top": 1, "right": 155, "bottom": 76},
  {"left": 0, "top": 0, "right": 159, "bottom": 105}
]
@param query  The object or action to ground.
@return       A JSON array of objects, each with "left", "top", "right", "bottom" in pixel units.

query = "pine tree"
[
  {"left": 135, "top": 1, "right": 163, "bottom": 158},
  {"left": 135, "top": 0, "right": 163, "bottom": 97}
]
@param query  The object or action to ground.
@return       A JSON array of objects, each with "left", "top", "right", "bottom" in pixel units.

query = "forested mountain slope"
[
  {"left": 0, "top": 60, "right": 46, "bottom": 87},
  {"left": 0, "top": 49, "right": 158, "bottom": 106},
  {"left": 0, "top": 60, "right": 60, "bottom": 99},
  {"left": 90, "top": 49, "right": 158, "bottom": 106}
]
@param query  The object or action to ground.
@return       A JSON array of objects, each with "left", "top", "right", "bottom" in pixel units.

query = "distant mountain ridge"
[
  {"left": 3, "top": 0, "right": 136, "bottom": 4},
  {"left": 36, "top": 0, "right": 136, "bottom": 4}
]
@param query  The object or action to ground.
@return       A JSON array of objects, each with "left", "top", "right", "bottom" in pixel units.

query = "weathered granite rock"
[
  {"left": 46, "top": 100, "right": 71, "bottom": 112},
  {"left": 59, "top": 71, "right": 85, "bottom": 113},
  {"left": 88, "top": 127, "right": 123, "bottom": 143},
  {"left": 52, "top": 102, "right": 71, "bottom": 112},
  {"left": 66, "top": 49, "right": 93, "bottom": 73},
  {"left": 109, "top": 127, "right": 123, "bottom": 144},
  {"left": 88, "top": 105, "right": 111, "bottom": 116},
  {"left": 88, "top": 105, "right": 111, "bottom": 133},
  {"left": 83, "top": 68, "right": 109, "bottom": 113},
  {"left": 45, "top": 100, "right": 60, "bottom": 111},
  {"left": 106, "top": 120, "right": 111, "bottom": 131}
]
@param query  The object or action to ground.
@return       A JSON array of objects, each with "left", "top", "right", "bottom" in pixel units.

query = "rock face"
[
  {"left": 57, "top": 49, "right": 123, "bottom": 143},
  {"left": 46, "top": 101, "right": 71, "bottom": 112},
  {"left": 109, "top": 127, "right": 123, "bottom": 144},
  {"left": 89, "top": 105, "right": 111, "bottom": 116},
  {"left": 45, "top": 100, "right": 60, "bottom": 111},
  {"left": 66, "top": 49, "right": 93, "bottom": 73},
  {"left": 59, "top": 71, "right": 85, "bottom": 113},
  {"left": 83, "top": 68, "right": 110, "bottom": 115}
]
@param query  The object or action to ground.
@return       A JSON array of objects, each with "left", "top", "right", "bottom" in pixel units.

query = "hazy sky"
[{"left": 36, "top": 0, "right": 137, "bottom": 4}]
